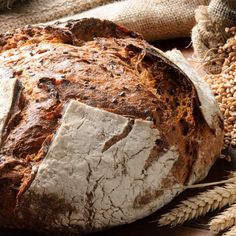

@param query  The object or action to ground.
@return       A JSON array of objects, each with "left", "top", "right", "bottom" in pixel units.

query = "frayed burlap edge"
[{"left": 192, "top": 0, "right": 236, "bottom": 74}]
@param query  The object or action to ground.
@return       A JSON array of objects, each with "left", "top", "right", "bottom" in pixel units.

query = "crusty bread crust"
[{"left": 0, "top": 18, "right": 224, "bottom": 233}]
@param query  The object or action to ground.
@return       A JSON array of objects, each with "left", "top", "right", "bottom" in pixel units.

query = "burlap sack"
[
  {"left": 0, "top": 0, "right": 17, "bottom": 10},
  {"left": 192, "top": 0, "right": 236, "bottom": 74},
  {"left": 0, "top": 0, "right": 210, "bottom": 41},
  {"left": 0, "top": 0, "right": 116, "bottom": 34},
  {"left": 50, "top": 0, "right": 210, "bottom": 41}
]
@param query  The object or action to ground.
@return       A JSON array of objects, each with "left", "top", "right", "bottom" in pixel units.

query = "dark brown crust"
[{"left": 0, "top": 18, "right": 223, "bottom": 232}]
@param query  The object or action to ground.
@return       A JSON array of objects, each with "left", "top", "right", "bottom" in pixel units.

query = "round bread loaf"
[{"left": 0, "top": 18, "right": 223, "bottom": 235}]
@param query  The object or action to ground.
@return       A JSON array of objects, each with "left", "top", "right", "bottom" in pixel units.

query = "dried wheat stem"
[
  {"left": 158, "top": 175, "right": 236, "bottom": 191},
  {"left": 209, "top": 203, "right": 236, "bottom": 234},
  {"left": 185, "top": 178, "right": 236, "bottom": 189},
  {"left": 158, "top": 182, "right": 236, "bottom": 227},
  {"left": 223, "top": 225, "right": 236, "bottom": 236}
]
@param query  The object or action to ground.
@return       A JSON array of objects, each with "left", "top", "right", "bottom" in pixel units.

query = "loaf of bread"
[{"left": 0, "top": 18, "right": 223, "bottom": 235}]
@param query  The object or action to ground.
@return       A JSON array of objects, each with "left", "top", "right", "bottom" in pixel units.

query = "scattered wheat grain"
[{"left": 204, "top": 27, "right": 236, "bottom": 148}]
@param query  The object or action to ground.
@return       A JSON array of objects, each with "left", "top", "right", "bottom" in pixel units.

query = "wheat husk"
[
  {"left": 209, "top": 203, "right": 236, "bottom": 233},
  {"left": 223, "top": 225, "right": 236, "bottom": 236},
  {"left": 158, "top": 173, "right": 236, "bottom": 227}
]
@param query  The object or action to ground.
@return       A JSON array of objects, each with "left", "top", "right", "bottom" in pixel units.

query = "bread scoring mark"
[
  {"left": 1, "top": 79, "right": 24, "bottom": 146},
  {"left": 102, "top": 119, "right": 134, "bottom": 153},
  {"left": 0, "top": 70, "right": 17, "bottom": 147},
  {"left": 143, "top": 138, "right": 169, "bottom": 171},
  {"left": 165, "top": 50, "right": 223, "bottom": 133},
  {"left": 134, "top": 188, "right": 164, "bottom": 208},
  {"left": 134, "top": 148, "right": 181, "bottom": 209},
  {"left": 70, "top": 18, "right": 142, "bottom": 46}
]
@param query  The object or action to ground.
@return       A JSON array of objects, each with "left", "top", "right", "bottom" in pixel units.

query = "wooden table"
[{"left": 1, "top": 38, "right": 235, "bottom": 236}]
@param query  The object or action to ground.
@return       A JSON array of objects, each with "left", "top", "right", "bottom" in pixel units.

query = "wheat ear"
[
  {"left": 223, "top": 225, "right": 236, "bottom": 236},
  {"left": 209, "top": 203, "right": 236, "bottom": 234},
  {"left": 158, "top": 181, "right": 236, "bottom": 227}
]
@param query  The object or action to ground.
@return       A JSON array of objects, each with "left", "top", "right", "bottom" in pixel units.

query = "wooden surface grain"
[{"left": 1, "top": 38, "right": 235, "bottom": 236}]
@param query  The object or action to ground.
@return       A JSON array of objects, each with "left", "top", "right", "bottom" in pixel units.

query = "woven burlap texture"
[
  {"left": 0, "top": 0, "right": 210, "bottom": 41},
  {"left": 0, "top": 0, "right": 116, "bottom": 34},
  {"left": 192, "top": 0, "right": 236, "bottom": 74},
  {"left": 0, "top": 0, "right": 17, "bottom": 10},
  {"left": 0, "top": 0, "right": 16, "bottom": 10},
  {"left": 50, "top": 0, "right": 210, "bottom": 41}
]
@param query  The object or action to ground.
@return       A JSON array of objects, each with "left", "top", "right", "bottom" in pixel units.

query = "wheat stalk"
[
  {"left": 209, "top": 203, "right": 236, "bottom": 234},
  {"left": 158, "top": 173, "right": 236, "bottom": 227},
  {"left": 223, "top": 225, "right": 236, "bottom": 236}
]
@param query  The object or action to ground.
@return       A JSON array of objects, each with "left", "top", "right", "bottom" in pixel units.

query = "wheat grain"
[
  {"left": 209, "top": 203, "right": 236, "bottom": 234},
  {"left": 223, "top": 225, "right": 236, "bottom": 236},
  {"left": 204, "top": 27, "right": 236, "bottom": 148},
  {"left": 158, "top": 181, "right": 236, "bottom": 227}
]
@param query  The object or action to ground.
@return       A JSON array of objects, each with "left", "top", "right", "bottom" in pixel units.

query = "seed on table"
[
  {"left": 211, "top": 84, "right": 218, "bottom": 89},
  {"left": 232, "top": 45, "right": 236, "bottom": 50},
  {"left": 220, "top": 88, "right": 225, "bottom": 93},
  {"left": 229, "top": 52, "right": 236, "bottom": 57},
  {"left": 219, "top": 104, "right": 226, "bottom": 109},
  {"left": 228, "top": 117, "right": 235, "bottom": 122},
  {"left": 225, "top": 139, "right": 230, "bottom": 144},
  {"left": 227, "top": 97, "right": 235, "bottom": 102},
  {"left": 232, "top": 56, "right": 236, "bottom": 61}
]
